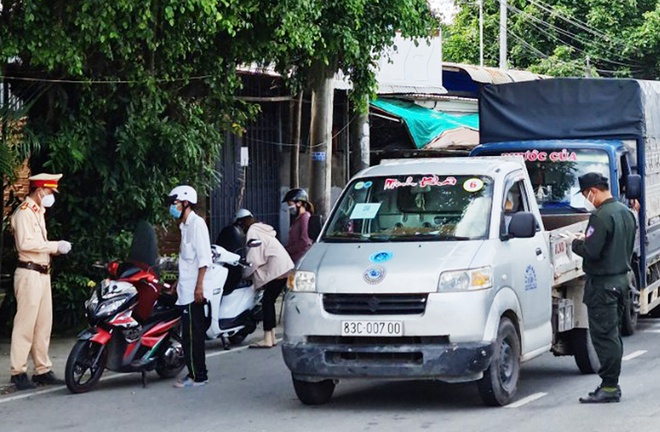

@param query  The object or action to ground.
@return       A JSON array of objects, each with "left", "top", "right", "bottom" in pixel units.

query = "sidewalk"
[{"left": 0, "top": 297, "right": 285, "bottom": 396}]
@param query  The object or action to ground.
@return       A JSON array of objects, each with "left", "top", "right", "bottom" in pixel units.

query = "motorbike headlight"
[
  {"left": 287, "top": 271, "right": 316, "bottom": 292},
  {"left": 438, "top": 266, "right": 493, "bottom": 292},
  {"left": 94, "top": 295, "right": 131, "bottom": 319},
  {"left": 85, "top": 290, "right": 99, "bottom": 312}
]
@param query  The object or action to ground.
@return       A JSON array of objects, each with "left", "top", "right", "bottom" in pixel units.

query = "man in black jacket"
[{"left": 571, "top": 172, "right": 636, "bottom": 403}]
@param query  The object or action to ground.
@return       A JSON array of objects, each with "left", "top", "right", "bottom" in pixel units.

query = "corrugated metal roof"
[
  {"left": 443, "top": 62, "right": 547, "bottom": 84},
  {"left": 377, "top": 84, "right": 448, "bottom": 95}
]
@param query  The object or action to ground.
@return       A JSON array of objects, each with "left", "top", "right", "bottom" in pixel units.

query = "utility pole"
[
  {"left": 309, "top": 63, "right": 335, "bottom": 218},
  {"left": 479, "top": 0, "right": 484, "bottom": 67},
  {"left": 499, "top": 0, "right": 507, "bottom": 69}
]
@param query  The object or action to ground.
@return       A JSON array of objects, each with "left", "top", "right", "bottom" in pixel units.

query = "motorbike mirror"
[
  {"left": 247, "top": 239, "right": 262, "bottom": 248},
  {"left": 107, "top": 261, "right": 119, "bottom": 277}
]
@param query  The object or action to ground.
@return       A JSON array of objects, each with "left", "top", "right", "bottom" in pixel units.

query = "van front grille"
[{"left": 323, "top": 293, "right": 427, "bottom": 315}]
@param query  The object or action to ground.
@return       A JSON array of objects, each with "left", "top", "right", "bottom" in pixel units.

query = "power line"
[
  {"left": 505, "top": 2, "right": 642, "bottom": 70},
  {"left": 0, "top": 74, "right": 214, "bottom": 84}
]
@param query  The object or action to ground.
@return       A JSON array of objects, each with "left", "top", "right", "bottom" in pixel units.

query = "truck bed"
[{"left": 545, "top": 216, "right": 589, "bottom": 286}]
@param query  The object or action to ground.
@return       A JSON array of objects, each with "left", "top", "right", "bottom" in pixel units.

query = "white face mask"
[
  {"left": 41, "top": 192, "right": 55, "bottom": 208},
  {"left": 583, "top": 191, "right": 596, "bottom": 212}
]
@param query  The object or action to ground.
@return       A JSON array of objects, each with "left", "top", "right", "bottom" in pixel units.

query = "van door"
[{"left": 502, "top": 176, "right": 552, "bottom": 353}]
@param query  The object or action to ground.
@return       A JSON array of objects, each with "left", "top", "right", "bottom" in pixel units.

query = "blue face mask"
[{"left": 169, "top": 204, "right": 182, "bottom": 219}]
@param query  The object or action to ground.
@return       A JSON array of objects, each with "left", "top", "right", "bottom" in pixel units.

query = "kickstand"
[
  {"left": 141, "top": 370, "right": 147, "bottom": 388},
  {"left": 221, "top": 334, "right": 231, "bottom": 350}
]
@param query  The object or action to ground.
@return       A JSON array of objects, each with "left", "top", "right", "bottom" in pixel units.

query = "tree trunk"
[
  {"left": 309, "top": 65, "right": 335, "bottom": 218},
  {"left": 349, "top": 97, "right": 370, "bottom": 176}
]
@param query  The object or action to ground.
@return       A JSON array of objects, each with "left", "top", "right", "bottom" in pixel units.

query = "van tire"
[
  {"left": 292, "top": 375, "right": 335, "bottom": 405},
  {"left": 477, "top": 318, "right": 520, "bottom": 406},
  {"left": 621, "top": 272, "right": 639, "bottom": 336},
  {"left": 571, "top": 328, "right": 600, "bottom": 374}
]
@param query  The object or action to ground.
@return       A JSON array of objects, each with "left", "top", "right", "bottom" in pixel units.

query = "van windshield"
[
  {"left": 323, "top": 174, "right": 493, "bottom": 242},
  {"left": 491, "top": 148, "right": 610, "bottom": 211}
]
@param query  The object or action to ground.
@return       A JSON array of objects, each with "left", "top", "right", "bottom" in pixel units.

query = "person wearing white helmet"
[
  {"left": 235, "top": 210, "right": 294, "bottom": 348},
  {"left": 167, "top": 185, "right": 212, "bottom": 388}
]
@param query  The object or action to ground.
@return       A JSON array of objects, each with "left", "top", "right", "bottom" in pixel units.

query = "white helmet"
[
  {"left": 168, "top": 185, "right": 198, "bottom": 204},
  {"left": 234, "top": 208, "right": 253, "bottom": 222}
]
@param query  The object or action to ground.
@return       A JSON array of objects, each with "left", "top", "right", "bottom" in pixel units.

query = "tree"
[
  {"left": 271, "top": 1, "right": 439, "bottom": 215},
  {"left": 442, "top": 0, "right": 659, "bottom": 79},
  {"left": 1, "top": 0, "right": 438, "bottom": 326}
]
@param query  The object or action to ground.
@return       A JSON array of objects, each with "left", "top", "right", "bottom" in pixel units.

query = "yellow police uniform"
[{"left": 10, "top": 174, "right": 62, "bottom": 377}]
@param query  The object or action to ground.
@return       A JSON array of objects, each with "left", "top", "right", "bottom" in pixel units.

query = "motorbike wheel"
[
  {"left": 156, "top": 326, "right": 185, "bottom": 379},
  {"left": 228, "top": 332, "right": 248, "bottom": 345},
  {"left": 65, "top": 340, "right": 107, "bottom": 394},
  {"left": 228, "top": 323, "right": 256, "bottom": 346}
]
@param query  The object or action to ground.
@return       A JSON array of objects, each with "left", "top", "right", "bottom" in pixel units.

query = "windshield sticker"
[
  {"left": 463, "top": 178, "right": 484, "bottom": 193},
  {"left": 383, "top": 175, "right": 457, "bottom": 190},
  {"left": 349, "top": 203, "right": 381, "bottom": 220},
  {"left": 524, "top": 265, "right": 538, "bottom": 291},
  {"left": 370, "top": 251, "right": 393, "bottom": 264},
  {"left": 354, "top": 181, "right": 373, "bottom": 190},
  {"left": 501, "top": 149, "right": 578, "bottom": 162}
]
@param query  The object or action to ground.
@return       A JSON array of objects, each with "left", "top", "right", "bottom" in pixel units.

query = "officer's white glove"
[{"left": 58, "top": 240, "right": 72, "bottom": 255}]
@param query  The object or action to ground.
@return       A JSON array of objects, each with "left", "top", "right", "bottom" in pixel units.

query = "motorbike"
[
  {"left": 65, "top": 223, "right": 185, "bottom": 394},
  {"left": 204, "top": 242, "right": 263, "bottom": 348}
]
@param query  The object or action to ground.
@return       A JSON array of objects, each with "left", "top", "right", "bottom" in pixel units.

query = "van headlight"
[
  {"left": 438, "top": 266, "right": 493, "bottom": 291},
  {"left": 288, "top": 271, "right": 316, "bottom": 292}
]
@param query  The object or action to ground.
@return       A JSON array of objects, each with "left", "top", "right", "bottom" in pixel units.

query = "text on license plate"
[{"left": 341, "top": 320, "right": 403, "bottom": 336}]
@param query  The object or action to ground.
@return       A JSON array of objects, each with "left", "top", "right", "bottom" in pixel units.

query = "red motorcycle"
[{"left": 65, "top": 224, "right": 185, "bottom": 394}]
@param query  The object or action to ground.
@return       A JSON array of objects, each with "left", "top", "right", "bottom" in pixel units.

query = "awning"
[{"left": 370, "top": 98, "right": 479, "bottom": 149}]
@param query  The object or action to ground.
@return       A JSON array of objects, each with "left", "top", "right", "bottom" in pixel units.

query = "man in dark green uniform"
[{"left": 572, "top": 172, "right": 636, "bottom": 403}]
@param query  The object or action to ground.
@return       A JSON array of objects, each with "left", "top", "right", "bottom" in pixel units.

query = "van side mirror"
[
  {"left": 508, "top": 212, "right": 536, "bottom": 239},
  {"left": 308, "top": 215, "right": 323, "bottom": 241},
  {"left": 625, "top": 174, "right": 642, "bottom": 200}
]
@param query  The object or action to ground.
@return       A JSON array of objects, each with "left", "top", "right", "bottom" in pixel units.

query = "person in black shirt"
[{"left": 571, "top": 173, "right": 636, "bottom": 403}]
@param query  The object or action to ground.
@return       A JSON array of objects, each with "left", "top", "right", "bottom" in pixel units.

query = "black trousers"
[
  {"left": 585, "top": 276, "right": 628, "bottom": 388},
  {"left": 181, "top": 302, "right": 208, "bottom": 382},
  {"left": 262, "top": 278, "right": 286, "bottom": 331}
]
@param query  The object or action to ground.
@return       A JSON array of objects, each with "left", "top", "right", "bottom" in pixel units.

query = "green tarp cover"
[{"left": 371, "top": 98, "right": 479, "bottom": 149}]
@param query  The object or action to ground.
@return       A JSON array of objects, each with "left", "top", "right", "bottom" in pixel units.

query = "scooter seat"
[{"left": 144, "top": 305, "right": 181, "bottom": 324}]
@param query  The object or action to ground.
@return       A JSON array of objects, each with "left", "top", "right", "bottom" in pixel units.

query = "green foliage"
[
  {"left": 442, "top": 0, "right": 659, "bottom": 78},
  {"left": 1, "top": 0, "right": 438, "bottom": 328},
  {"left": 50, "top": 272, "right": 96, "bottom": 333}
]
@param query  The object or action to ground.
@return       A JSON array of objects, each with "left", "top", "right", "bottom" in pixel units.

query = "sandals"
[{"left": 249, "top": 340, "right": 275, "bottom": 349}]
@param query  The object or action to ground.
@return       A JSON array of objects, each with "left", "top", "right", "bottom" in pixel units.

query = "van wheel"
[
  {"left": 571, "top": 328, "right": 600, "bottom": 374},
  {"left": 292, "top": 375, "right": 335, "bottom": 405},
  {"left": 477, "top": 318, "right": 520, "bottom": 406},
  {"left": 621, "top": 273, "right": 639, "bottom": 336}
]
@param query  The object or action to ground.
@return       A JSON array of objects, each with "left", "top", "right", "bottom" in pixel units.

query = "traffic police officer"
[
  {"left": 9, "top": 173, "right": 72, "bottom": 390},
  {"left": 571, "top": 172, "right": 636, "bottom": 403}
]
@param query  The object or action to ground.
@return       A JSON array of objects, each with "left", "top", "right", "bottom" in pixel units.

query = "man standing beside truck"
[{"left": 571, "top": 172, "right": 636, "bottom": 403}]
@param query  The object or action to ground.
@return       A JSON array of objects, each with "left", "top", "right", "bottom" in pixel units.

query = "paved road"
[{"left": 1, "top": 319, "right": 660, "bottom": 432}]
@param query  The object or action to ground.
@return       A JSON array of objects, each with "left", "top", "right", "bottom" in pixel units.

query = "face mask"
[
  {"left": 169, "top": 204, "right": 182, "bottom": 219},
  {"left": 41, "top": 193, "right": 55, "bottom": 208},
  {"left": 584, "top": 191, "right": 596, "bottom": 212},
  {"left": 288, "top": 204, "right": 299, "bottom": 217}
]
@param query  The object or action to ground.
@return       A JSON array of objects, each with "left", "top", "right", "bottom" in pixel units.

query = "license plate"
[{"left": 341, "top": 320, "right": 403, "bottom": 336}]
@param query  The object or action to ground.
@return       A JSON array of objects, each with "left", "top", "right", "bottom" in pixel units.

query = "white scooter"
[{"left": 204, "top": 242, "right": 263, "bottom": 349}]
